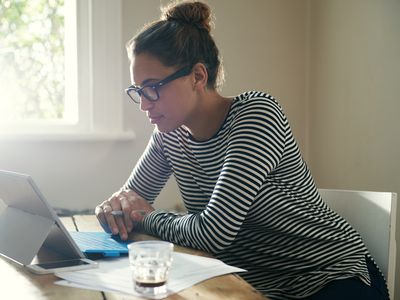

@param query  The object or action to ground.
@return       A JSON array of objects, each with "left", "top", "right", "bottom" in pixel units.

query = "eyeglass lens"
[{"left": 129, "top": 86, "right": 158, "bottom": 103}]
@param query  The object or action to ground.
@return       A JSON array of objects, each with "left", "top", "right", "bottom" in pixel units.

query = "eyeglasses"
[{"left": 125, "top": 66, "right": 192, "bottom": 104}]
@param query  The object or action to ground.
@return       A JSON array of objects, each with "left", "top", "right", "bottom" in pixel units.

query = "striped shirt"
[{"left": 125, "top": 91, "right": 371, "bottom": 299}]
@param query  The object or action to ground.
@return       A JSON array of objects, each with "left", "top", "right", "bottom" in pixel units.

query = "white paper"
[{"left": 55, "top": 252, "right": 246, "bottom": 299}]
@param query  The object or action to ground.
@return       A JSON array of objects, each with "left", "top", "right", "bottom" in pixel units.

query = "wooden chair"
[{"left": 318, "top": 189, "right": 397, "bottom": 299}]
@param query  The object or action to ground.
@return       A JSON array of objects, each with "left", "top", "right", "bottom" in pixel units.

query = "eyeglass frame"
[{"left": 125, "top": 65, "right": 193, "bottom": 104}]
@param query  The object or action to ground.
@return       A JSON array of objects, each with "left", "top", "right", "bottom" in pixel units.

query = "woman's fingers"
[
  {"left": 94, "top": 204, "right": 112, "bottom": 233},
  {"left": 108, "top": 194, "right": 129, "bottom": 240},
  {"left": 120, "top": 194, "right": 134, "bottom": 232},
  {"left": 95, "top": 189, "right": 154, "bottom": 240},
  {"left": 103, "top": 200, "right": 121, "bottom": 236}
]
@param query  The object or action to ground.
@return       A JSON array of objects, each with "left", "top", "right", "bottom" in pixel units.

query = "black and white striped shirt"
[{"left": 126, "top": 91, "right": 371, "bottom": 299}]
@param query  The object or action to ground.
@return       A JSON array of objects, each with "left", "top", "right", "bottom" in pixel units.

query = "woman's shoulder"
[
  {"left": 236, "top": 90, "right": 275, "bottom": 101},
  {"left": 232, "top": 90, "right": 285, "bottom": 117}
]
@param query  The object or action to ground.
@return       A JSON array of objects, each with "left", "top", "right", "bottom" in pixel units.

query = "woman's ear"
[{"left": 191, "top": 63, "right": 208, "bottom": 90}]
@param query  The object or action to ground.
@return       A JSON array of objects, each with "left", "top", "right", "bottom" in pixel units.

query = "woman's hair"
[{"left": 126, "top": 1, "right": 224, "bottom": 90}]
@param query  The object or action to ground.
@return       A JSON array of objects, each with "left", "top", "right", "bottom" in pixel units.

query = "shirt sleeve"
[
  {"left": 143, "top": 96, "right": 289, "bottom": 254},
  {"left": 124, "top": 131, "right": 172, "bottom": 203}
]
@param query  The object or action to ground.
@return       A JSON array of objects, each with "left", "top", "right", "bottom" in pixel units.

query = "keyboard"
[{"left": 69, "top": 231, "right": 130, "bottom": 257}]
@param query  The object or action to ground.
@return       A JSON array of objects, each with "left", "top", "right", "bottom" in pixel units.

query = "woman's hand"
[{"left": 95, "top": 189, "right": 154, "bottom": 240}]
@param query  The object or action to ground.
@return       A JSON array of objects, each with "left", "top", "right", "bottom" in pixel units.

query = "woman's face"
[{"left": 130, "top": 53, "right": 197, "bottom": 133}]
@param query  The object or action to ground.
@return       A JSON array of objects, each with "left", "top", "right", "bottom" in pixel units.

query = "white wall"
[
  {"left": 209, "top": 0, "right": 309, "bottom": 154},
  {"left": 308, "top": 0, "right": 400, "bottom": 298}
]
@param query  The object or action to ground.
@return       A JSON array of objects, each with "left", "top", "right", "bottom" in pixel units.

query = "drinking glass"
[{"left": 128, "top": 241, "right": 174, "bottom": 298}]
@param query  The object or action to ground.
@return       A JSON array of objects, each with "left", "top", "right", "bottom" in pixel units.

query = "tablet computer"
[{"left": 0, "top": 170, "right": 99, "bottom": 274}]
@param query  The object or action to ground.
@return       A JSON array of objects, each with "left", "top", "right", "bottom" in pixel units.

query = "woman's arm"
[
  {"left": 142, "top": 97, "right": 288, "bottom": 253},
  {"left": 95, "top": 131, "right": 172, "bottom": 239}
]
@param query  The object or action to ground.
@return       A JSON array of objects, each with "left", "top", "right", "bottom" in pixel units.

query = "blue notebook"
[{"left": 69, "top": 231, "right": 130, "bottom": 258}]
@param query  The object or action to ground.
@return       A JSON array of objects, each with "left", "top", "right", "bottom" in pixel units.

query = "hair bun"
[{"left": 162, "top": 1, "right": 212, "bottom": 32}]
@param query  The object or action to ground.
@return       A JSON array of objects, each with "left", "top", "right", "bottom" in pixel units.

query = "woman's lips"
[{"left": 148, "top": 115, "right": 163, "bottom": 124}]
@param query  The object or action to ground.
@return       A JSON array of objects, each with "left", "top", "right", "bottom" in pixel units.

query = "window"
[
  {"left": 0, "top": 0, "right": 130, "bottom": 139},
  {"left": 0, "top": 0, "right": 70, "bottom": 123}
]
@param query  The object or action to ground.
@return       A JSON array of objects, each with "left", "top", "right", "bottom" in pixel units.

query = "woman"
[{"left": 95, "top": 1, "right": 389, "bottom": 299}]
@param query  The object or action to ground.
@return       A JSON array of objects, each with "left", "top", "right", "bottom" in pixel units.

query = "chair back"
[{"left": 318, "top": 189, "right": 397, "bottom": 299}]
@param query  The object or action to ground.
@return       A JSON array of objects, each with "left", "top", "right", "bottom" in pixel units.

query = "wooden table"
[{"left": 0, "top": 215, "right": 267, "bottom": 300}]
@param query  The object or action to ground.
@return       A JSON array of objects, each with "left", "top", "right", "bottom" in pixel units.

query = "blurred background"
[{"left": 0, "top": 0, "right": 399, "bottom": 297}]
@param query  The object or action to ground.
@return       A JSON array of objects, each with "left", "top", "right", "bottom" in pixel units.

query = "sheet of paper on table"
[{"left": 55, "top": 252, "right": 246, "bottom": 299}]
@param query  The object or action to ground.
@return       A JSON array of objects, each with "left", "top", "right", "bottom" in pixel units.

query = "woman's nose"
[{"left": 139, "top": 96, "right": 154, "bottom": 112}]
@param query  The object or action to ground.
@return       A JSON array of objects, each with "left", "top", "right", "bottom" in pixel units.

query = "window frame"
[{"left": 1, "top": 0, "right": 132, "bottom": 140}]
